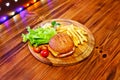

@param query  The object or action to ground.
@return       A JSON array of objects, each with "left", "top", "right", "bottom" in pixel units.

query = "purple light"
[
  {"left": 3, "top": 17, "right": 7, "bottom": 20},
  {"left": 0, "top": 16, "right": 8, "bottom": 23},
  {"left": 16, "top": 7, "right": 24, "bottom": 13}
]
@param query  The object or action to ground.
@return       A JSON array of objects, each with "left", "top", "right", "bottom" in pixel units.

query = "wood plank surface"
[{"left": 0, "top": 0, "right": 120, "bottom": 80}]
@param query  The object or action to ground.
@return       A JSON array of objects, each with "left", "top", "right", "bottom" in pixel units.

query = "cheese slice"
[{"left": 48, "top": 45, "right": 59, "bottom": 57}]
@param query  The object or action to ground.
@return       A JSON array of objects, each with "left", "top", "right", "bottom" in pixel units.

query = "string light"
[
  {"left": 0, "top": 0, "right": 39, "bottom": 24},
  {"left": 5, "top": 2, "right": 10, "bottom": 7},
  {"left": 40, "top": 0, "right": 46, "bottom": 4},
  {"left": 31, "top": 0, "right": 37, "bottom": 4},
  {"left": 8, "top": 11, "right": 16, "bottom": 16},
  {"left": 14, "top": 0, "right": 18, "bottom": 2},
  {"left": 33, "top": 0, "right": 37, "bottom": 3},
  {"left": 16, "top": 7, "right": 24, "bottom": 13},
  {"left": 0, "top": 16, "right": 8, "bottom": 23},
  {"left": 26, "top": 3, "right": 30, "bottom": 7},
  {"left": 3, "top": 16, "right": 7, "bottom": 20}
]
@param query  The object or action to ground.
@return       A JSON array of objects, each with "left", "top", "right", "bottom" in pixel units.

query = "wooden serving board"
[{"left": 28, "top": 19, "right": 95, "bottom": 66}]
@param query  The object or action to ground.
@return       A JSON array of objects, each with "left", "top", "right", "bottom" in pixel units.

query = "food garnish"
[
  {"left": 22, "top": 26, "right": 57, "bottom": 47},
  {"left": 40, "top": 49, "right": 49, "bottom": 58},
  {"left": 42, "top": 21, "right": 61, "bottom": 28},
  {"left": 51, "top": 21, "right": 61, "bottom": 27},
  {"left": 33, "top": 45, "right": 49, "bottom": 57},
  {"left": 33, "top": 46, "right": 41, "bottom": 53}
]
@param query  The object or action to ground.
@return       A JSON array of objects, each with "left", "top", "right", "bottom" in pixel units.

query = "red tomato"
[
  {"left": 33, "top": 47, "right": 41, "bottom": 53},
  {"left": 40, "top": 49, "right": 49, "bottom": 58}
]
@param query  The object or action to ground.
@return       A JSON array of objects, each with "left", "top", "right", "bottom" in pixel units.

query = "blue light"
[
  {"left": 16, "top": 7, "right": 24, "bottom": 13},
  {"left": 3, "top": 17, "right": 7, "bottom": 20},
  {"left": 0, "top": 16, "right": 8, "bottom": 23}
]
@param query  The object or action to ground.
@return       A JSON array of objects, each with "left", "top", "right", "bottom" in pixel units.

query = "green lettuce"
[{"left": 22, "top": 26, "right": 57, "bottom": 47}]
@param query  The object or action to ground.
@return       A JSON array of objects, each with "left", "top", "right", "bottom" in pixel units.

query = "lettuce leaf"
[{"left": 22, "top": 26, "right": 57, "bottom": 46}]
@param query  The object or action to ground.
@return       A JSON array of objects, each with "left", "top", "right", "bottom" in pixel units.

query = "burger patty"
[{"left": 49, "top": 33, "right": 74, "bottom": 54}]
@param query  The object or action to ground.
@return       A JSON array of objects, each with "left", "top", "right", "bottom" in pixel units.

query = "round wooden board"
[{"left": 28, "top": 19, "right": 95, "bottom": 66}]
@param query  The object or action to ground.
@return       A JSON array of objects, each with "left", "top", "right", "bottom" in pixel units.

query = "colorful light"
[
  {"left": 14, "top": 0, "right": 18, "bottom": 2},
  {"left": 2, "top": 16, "right": 7, "bottom": 21},
  {"left": 41, "top": 0, "right": 46, "bottom": 4},
  {"left": 16, "top": 7, "right": 24, "bottom": 13},
  {"left": 0, "top": 16, "right": 8, "bottom": 23},
  {"left": 5, "top": 2, "right": 10, "bottom": 7},
  {"left": 0, "top": 0, "right": 39, "bottom": 24},
  {"left": 8, "top": 11, "right": 16, "bottom": 16},
  {"left": 26, "top": 3, "right": 30, "bottom": 7},
  {"left": 31, "top": 0, "right": 37, "bottom": 4},
  {"left": 33, "top": 0, "right": 37, "bottom": 3}
]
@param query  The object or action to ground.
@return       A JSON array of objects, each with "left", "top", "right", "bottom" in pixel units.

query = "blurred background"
[{"left": 0, "top": 0, "right": 41, "bottom": 24}]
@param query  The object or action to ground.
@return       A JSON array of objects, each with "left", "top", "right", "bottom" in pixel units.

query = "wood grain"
[{"left": 0, "top": 0, "right": 120, "bottom": 80}]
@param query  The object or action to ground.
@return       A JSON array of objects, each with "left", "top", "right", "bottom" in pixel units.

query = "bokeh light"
[
  {"left": 14, "top": 0, "right": 18, "bottom": 2},
  {"left": 5, "top": 2, "right": 10, "bottom": 7},
  {"left": 16, "top": 7, "right": 24, "bottom": 13},
  {"left": 8, "top": 11, "right": 16, "bottom": 16},
  {"left": 0, "top": 7, "right": 1, "bottom": 11},
  {"left": 0, "top": 16, "right": 8, "bottom": 23}
]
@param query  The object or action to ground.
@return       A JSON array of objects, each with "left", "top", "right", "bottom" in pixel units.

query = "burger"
[{"left": 48, "top": 33, "right": 75, "bottom": 57}]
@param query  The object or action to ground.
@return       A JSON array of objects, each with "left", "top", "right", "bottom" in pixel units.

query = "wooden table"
[{"left": 0, "top": 0, "right": 120, "bottom": 80}]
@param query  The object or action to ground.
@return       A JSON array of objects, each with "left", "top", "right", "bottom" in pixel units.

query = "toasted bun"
[
  {"left": 48, "top": 46, "right": 75, "bottom": 57},
  {"left": 49, "top": 33, "right": 74, "bottom": 57},
  {"left": 56, "top": 47, "right": 75, "bottom": 57}
]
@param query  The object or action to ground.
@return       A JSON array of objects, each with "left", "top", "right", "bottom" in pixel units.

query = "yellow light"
[
  {"left": 23, "top": 3, "right": 30, "bottom": 8},
  {"left": 26, "top": 3, "right": 30, "bottom": 7},
  {"left": 40, "top": 0, "right": 46, "bottom": 4},
  {"left": 8, "top": 11, "right": 15, "bottom": 16},
  {"left": 33, "top": 0, "right": 37, "bottom": 3},
  {"left": 31, "top": 0, "right": 37, "bottom": 4}
]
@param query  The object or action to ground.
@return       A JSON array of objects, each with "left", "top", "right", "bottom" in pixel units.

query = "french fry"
[
  {"left": 57, "top": 26, "right": 66, "bottom": 32},
  {"left": 67, "top": 31, "right": 78, "bottom": 46},
  {"left": 56, "top": 24, "right": 88, "bottom": 46},
  {"left": 69, "top": 25, "right": 83, "bottom": 44},
  {"left": 67, "top": 29, "right": 79, "bottom": 46},
  {"left": 77, "top": 30, "right": 87, "bottom": 42},
  {"left": 77, "top": 28, "right": 87, "bottom": 35},
  {"left": 57, "top": 29, "right": 67, "bottom": 33}
]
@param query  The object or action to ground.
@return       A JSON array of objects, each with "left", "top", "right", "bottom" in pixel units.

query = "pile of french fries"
[{"left": 57, "top": 24, "right": 88, "bottom": 47}]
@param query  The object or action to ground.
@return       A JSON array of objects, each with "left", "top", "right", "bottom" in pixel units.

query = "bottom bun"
[{"left": 48, "top": 46, "right": 75, "bottom": 58}]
